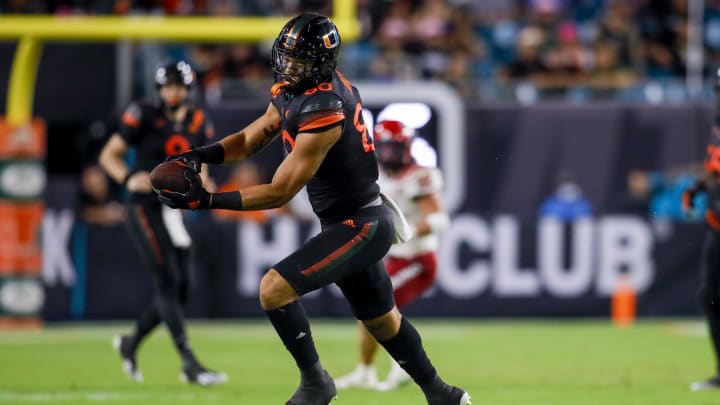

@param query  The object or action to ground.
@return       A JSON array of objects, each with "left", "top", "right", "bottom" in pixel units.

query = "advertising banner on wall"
[
  {"left": 0, "top": 118, "right": 45, "bottom": 328},
  {"left": 41, "top": 101, "right": 710, "bottom": 320}
]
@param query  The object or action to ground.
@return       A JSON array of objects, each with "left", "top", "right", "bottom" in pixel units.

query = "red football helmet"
[{"left": 374, "top": 120, "right": 414, "bottom": 173}]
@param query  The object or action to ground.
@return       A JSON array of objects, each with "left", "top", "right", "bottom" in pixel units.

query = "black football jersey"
[
  {"left": 118, "top": 101, "right": 214, "bottom": 201},
  {"left": 270, "top": 71, "right": 380, "bottom": 220},
  {"left": 705, "top": 125, "right": 720, "bottom": 217}
]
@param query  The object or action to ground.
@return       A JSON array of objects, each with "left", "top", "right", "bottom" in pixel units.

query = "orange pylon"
[{"left": 612, "top": 275, "right": 636, "bottom": 328}]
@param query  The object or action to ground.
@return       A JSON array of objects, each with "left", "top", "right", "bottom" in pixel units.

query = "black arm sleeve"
[{"left": 209, "top": 191, "right": 243, "bottom": 210}]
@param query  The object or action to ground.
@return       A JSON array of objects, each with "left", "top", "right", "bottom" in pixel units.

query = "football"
[{"left": 149, "top": 160, "right": 199, "bottom": 194}]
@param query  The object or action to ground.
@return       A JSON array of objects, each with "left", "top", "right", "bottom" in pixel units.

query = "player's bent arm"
[
  {"left": 209, "top": 125, "right": 342, "bottom": 211},
  {"left": 414, "top": 192, "right": 450, "bottom": 236},
  {"left": 178, "top": 103, "right": 281, "bottom": 168},
  {"left": 218, "top": 103, "right": 282, "bottom": 162},
  {"left": 99, "top": 134, "right": 131, "bottom": 184}
]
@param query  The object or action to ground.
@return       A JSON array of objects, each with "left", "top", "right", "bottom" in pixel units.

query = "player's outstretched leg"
[
  {"left": 265, "top": 300, "right": 337, "bottom": 404},
  {"left": 369, "top": 312, "right": 471, "bottom": 405},
  {"left": 112, "top": 335, "right": 143, "bottom": 383},
  {"left": 261, "top": 270, "right": 336, "bottom": 405}
]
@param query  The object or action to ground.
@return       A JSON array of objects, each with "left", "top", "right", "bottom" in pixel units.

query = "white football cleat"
[
  {"left": 112, "top": 335, "right": 143, "bottom": 383},
  {"left": 335, "top": 364, "right": 378, "bottom": 389},
  {"left": 691, "top": 376, "right": 720, "bottom": 391},
  {"left": 180, "top": 365, "right": 228, "bottom": 387},
  {"left": 376, "top": 360, "right": 411, "bottom": 391}
]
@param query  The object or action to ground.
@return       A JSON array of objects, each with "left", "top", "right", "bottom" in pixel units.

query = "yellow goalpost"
[{"left": 0, "top": 0, "right": 359, "bottom": 125}]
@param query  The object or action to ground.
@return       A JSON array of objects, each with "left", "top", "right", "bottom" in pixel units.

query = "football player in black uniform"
[
  {"left": 157, "top": 14, "right": 471, "bottom": 405},
  {"left": 684, "top": 69, "right": 720, "bottom": 392},
  {"left": 99, "top": 61, "right": 227, "bottom": 386}
]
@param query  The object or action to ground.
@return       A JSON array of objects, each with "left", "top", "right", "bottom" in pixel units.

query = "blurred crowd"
[{"left": 4, "top": 0, "right": 720, "bottom": 102}]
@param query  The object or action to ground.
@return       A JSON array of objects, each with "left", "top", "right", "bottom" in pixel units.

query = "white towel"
[
  {"left": 380, "top": 192, "right": 414, "bottom": 244},
  {"left": 161, "top": 205, "right": 192, "bottom": 248}
]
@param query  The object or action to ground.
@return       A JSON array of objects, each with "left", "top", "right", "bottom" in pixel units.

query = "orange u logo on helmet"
[{"left": 322, "top": 30, "right": 339, "bottom": 49}]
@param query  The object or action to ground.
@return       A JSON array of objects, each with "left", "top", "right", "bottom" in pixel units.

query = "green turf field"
[{"left": 0, "top": 319, "right": 717, "bottom": 404}]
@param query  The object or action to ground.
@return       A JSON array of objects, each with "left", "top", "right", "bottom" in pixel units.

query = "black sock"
[
  {"left": 155, "top": 293, "right": 197, "bottom": 366},
  {"left": 130, "top": 304, "right": 161, "bottom": 351},
  {"left": 265, "top": 300, "right": 320, "bottom": 375},
  {"left": 707, "top": 310, "right": 720, "bottom": 375},
  {"left": 377, "top": 317, "right": 437, "bottom": 386}
]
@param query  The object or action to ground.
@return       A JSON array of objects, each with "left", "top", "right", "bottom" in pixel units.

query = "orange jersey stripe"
[
  {"left": 188, "top": 110, "right": 204, "bottom": 134},
  {"left": 336, "top": 70, "right": 353, "bottom": 92},
  {"left": 298, "top": 112, "right": 345, "bottom": 132},
  {"left": 301, "top": 223, "right": 372, "bottom": 276}
]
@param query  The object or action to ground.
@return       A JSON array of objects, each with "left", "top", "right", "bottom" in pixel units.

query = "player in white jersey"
[{"left": 336, "top": 119, "right": 450, "bottom": 391}]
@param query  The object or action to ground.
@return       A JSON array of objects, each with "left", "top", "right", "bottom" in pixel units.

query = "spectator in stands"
[
  {"left": 596, "top": 0, "right": 643, "bottom": 76},
  {"left": 540, "top": 171, "right": 593, "bottom": 220},
  {"left": 503, "top": 26, "right": 550, "bottom": 80},
  {"left": 408, "top": 0, "right": 453, "bottom": 79},
  {"left": 8, "top": 0, "right": 718, "bottom": 102}
]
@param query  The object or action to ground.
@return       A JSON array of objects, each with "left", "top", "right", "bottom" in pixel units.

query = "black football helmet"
[
  {"left": 271, "top": 13, "right": 341, "bottom": 94},
  {"left": 155, "top": 61, "right": 194, "bottom": 110},
  {"left": 155, "top": 61, "right": 195, "bottom": 89}
]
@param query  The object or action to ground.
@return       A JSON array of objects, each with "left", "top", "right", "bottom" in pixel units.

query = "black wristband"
[
  {"left": 209, "top": 191, "right": 243, "bottom": 210},
  {"left": 195, "top": 143, "right": 225, "bottom": 165}
]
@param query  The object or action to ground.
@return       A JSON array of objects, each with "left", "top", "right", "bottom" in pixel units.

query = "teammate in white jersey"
[{"left": 336, "top": 119, "right": 450, "bottom": 391}]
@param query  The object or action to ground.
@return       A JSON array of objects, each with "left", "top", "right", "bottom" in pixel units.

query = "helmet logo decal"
[{"left": 322, "top": 30, "right": 339, "bottom": 49}]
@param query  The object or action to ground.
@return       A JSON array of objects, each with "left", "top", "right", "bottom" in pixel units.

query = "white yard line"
[
  {"left": 0, "top": 391, "right": 219, "bottom": 402},
  {"left": 661, "top": 321, "right": 707, "bottom": 337}
]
